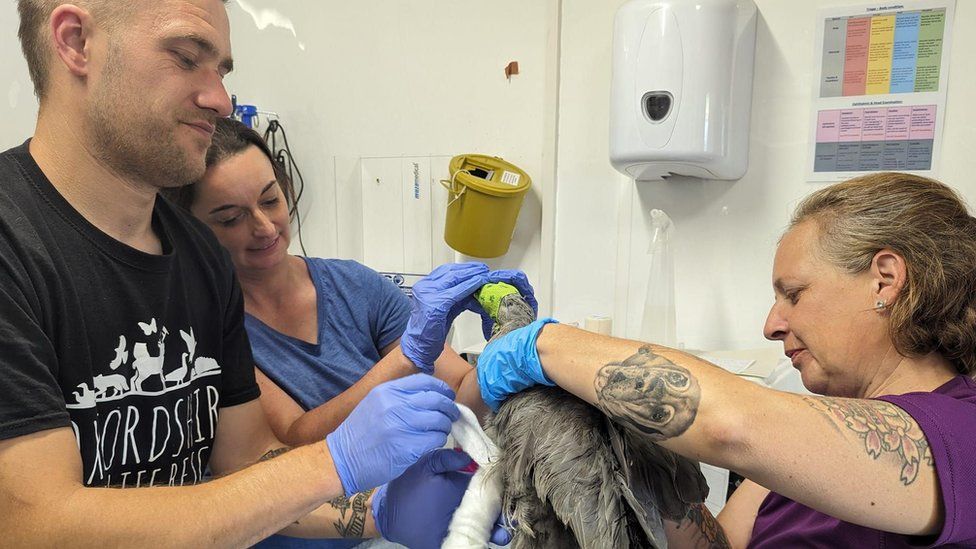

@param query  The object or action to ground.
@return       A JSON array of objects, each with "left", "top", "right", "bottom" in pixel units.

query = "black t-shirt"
[{"left": 0, "top": 141, "right": 260, "bottom": 487}]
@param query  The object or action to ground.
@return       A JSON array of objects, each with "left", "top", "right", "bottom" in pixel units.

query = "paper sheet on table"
[
  {"left": 700, "top": 463, "right": 731, "bottom": 516},
  {"left": 701, "top": 356, "right": 755, "bottom": 375}
]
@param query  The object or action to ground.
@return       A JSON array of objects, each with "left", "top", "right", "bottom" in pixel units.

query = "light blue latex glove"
[
  {"left": 326, "top": 374, "right": 460, "bottom": 496},
  {"left": 479, "top": 269, "right": 539, "bottom": 339},
  {"left": 477, "top": 318, "right": 559, "bottom": 412},
  {"left": 373, "top": 449, "right": 512, "bottom": 548},
  {"left": 401, "top": 262, "right": 490, "bottom": 373}
]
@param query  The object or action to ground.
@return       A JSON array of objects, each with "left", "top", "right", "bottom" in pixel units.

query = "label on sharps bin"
[{"left": 501, "top": 171, "right": 521, "bottom": 186}]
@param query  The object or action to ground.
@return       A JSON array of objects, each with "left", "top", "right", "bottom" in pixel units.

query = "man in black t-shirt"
[{"left": 1, "top": 1, "right": 466, "bottom": 545}]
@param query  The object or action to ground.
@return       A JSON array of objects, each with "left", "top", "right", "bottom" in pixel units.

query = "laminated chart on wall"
[{"left": 807, "top": 1, "right": 954, "bottom": 181}]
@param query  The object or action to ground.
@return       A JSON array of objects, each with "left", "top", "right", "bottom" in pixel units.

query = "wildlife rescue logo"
[{"left": 67, "top": 318, "right": 223, "bottom": 488}]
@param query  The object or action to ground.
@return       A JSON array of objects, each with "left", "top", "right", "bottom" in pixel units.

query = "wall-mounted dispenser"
[{"left": 609, "top": 0, "right": 758, "bottom": 181}]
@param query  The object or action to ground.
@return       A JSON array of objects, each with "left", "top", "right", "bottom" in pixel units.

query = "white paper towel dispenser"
[{"left": 609, "top": 0, "right": 758, "bottom": 181}]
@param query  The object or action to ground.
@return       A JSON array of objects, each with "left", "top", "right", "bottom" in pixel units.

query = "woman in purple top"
[{"left": 434, "top": 172, "right": 976, "bottom": 547}]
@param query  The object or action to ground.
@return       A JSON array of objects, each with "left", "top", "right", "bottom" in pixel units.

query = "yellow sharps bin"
[{"left": 441, "top": 154, "right": 531, "bottom": 258}]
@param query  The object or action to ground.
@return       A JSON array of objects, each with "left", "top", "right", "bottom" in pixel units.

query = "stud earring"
[{"left": 875, "top": 299, "right": 886, "bottom": 310}]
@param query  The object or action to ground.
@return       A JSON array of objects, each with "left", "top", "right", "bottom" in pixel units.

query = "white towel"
[{"left": 442, "top": 404, "right": 504, "bottom": 549}]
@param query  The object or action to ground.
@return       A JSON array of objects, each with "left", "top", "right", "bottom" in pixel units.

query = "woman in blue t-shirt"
[{"left": 165, "top": 118, "right": 494, "bottom": 549}]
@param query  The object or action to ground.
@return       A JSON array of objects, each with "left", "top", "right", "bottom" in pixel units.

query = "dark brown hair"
[{"left": 163, "top": 117, "right": 298, "bottom": 218}]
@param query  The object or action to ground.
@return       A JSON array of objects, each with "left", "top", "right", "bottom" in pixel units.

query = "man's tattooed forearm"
[
  {"left": 258, "top": 447, "right": 301, "bottom": 525},
  {"left": 594, "top": 345, "right": 701, "bottom": 441},
  {"left": 253, "top": 446, "right": 372, "bottom": 533},
  {"left": 803, "top": 397, "right": 933, "bottom": 485},
  {"left": 684, "top": 503, "right": 732, "bottom": 549},
  {"left": 329, "top": 488, "right": 374, "bottom": 538},
  {"left": 258, "top": 447, "right": 291, "bottom": 462}
]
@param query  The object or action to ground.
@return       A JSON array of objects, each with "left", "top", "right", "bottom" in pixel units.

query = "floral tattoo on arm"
[
  {"left": 682, "top": 503, "right": 732, "bottom": 549},
  {"left": 803, "top": 397, "right": 933, "bottom": 485},
  {"left": 594, "top": 345, "right": 702, "bottom": 441}
]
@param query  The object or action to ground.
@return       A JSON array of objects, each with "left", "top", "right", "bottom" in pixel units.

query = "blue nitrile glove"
[
  {"left": 373, "top": 449, "right": 512, "bottom": 548},
  {"left": 326, "top": 374, "right": 460, "bottom": 496},
  {"left": 401, "top": 262, "right": 490, "bottom": 373},
  {"left": 479, "top": 269, "right": 539, "bottom": 339},
  {"left": 477, "top": 318, "right": 559, "bottom": 412}
]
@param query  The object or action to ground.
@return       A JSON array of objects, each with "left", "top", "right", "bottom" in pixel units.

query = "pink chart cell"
[
  {"left": 884, "top": 107, "right": 912, "bottom": 140},
  {"left": 910, "top": 105, "right": 936, "bottom": 139},
  {"left": 817, "top": 110, "right": 841, "bottom": 142},
  {"left": 861, "top": 109, "right": 887, "bottom": 140},
  {"left": 838, "top": 109, "right": 864, "bottom": 142}
]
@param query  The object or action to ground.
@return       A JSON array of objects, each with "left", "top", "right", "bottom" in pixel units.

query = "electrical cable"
[{"left": 263, "top": 119, "right": 308, "bottom": 256}]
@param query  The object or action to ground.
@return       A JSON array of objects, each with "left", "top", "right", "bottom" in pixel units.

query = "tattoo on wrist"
[
  {"left": 329, "top": 488, "right": 374, "bottom": 538},
  {"left": 803, "top": 397, "right": 933, "bottom": 485},
  {"left": 684, "top": 504, "right": 732, "bottom": 548},
  {"left": 594, "top": 345, "right": 701, "bottom": 440},
  {"left": 258, "top": 447, "right": 291, "bottom": 462}
]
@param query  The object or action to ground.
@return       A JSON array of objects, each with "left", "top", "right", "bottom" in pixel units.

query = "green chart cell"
[{"left": 914, "top": 10, "right": 945, "bottom": 92}]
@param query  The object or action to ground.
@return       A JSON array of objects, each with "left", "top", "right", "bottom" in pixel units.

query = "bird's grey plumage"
[{"left": 482, "top": 292, "right": 709, "bottom": 548}]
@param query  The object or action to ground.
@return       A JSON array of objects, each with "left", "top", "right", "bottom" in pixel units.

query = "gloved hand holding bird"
[{"left": 408, "top": 263, "right": 709, "bottom": 548}]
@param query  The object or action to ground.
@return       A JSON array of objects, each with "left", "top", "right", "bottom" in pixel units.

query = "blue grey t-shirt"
[{"left": 249, "top": 257, "right": 410, "bottom": 549}]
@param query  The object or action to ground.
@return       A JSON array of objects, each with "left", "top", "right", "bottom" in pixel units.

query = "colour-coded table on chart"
[
  {"left": 813, "top": 105, "right": 936, "bottom": 172},
  {"left": 820, "top": 8, "right": 946, "bottom": 97}
]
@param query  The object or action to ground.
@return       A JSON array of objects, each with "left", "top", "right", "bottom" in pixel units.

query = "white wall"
[
  {"left": 552, "top": 0, "right": 976, "bottom": 352},
  {"left": 221, "top": 1, "right": 555, "bottom": 284},
  {"left": 3, "top": 1, "right": 976, "bottom": 353},
  {"left": 0, "top": 1, "right": 557, "bottom": 349},
  {"left": 222, "top": 0, "right": 558, "bottom": 349},
  {"left": 0, "top": 0, "right": 556, "bottom": 270},
  {"left": 1, "top": 8, "right": 39, "bottom": 150}
]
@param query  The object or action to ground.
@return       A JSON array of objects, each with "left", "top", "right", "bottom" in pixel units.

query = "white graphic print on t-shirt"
[
  {"left": 68, "top": 321, "right": 221, "bottom": 408},
  {"left": 66, "top": 318, "right": 224, "bottom": 487}
]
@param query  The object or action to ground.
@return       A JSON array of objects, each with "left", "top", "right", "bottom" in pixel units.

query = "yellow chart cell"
[{"left": 866, "top": 14, "right": 895, "bottom": 94}]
